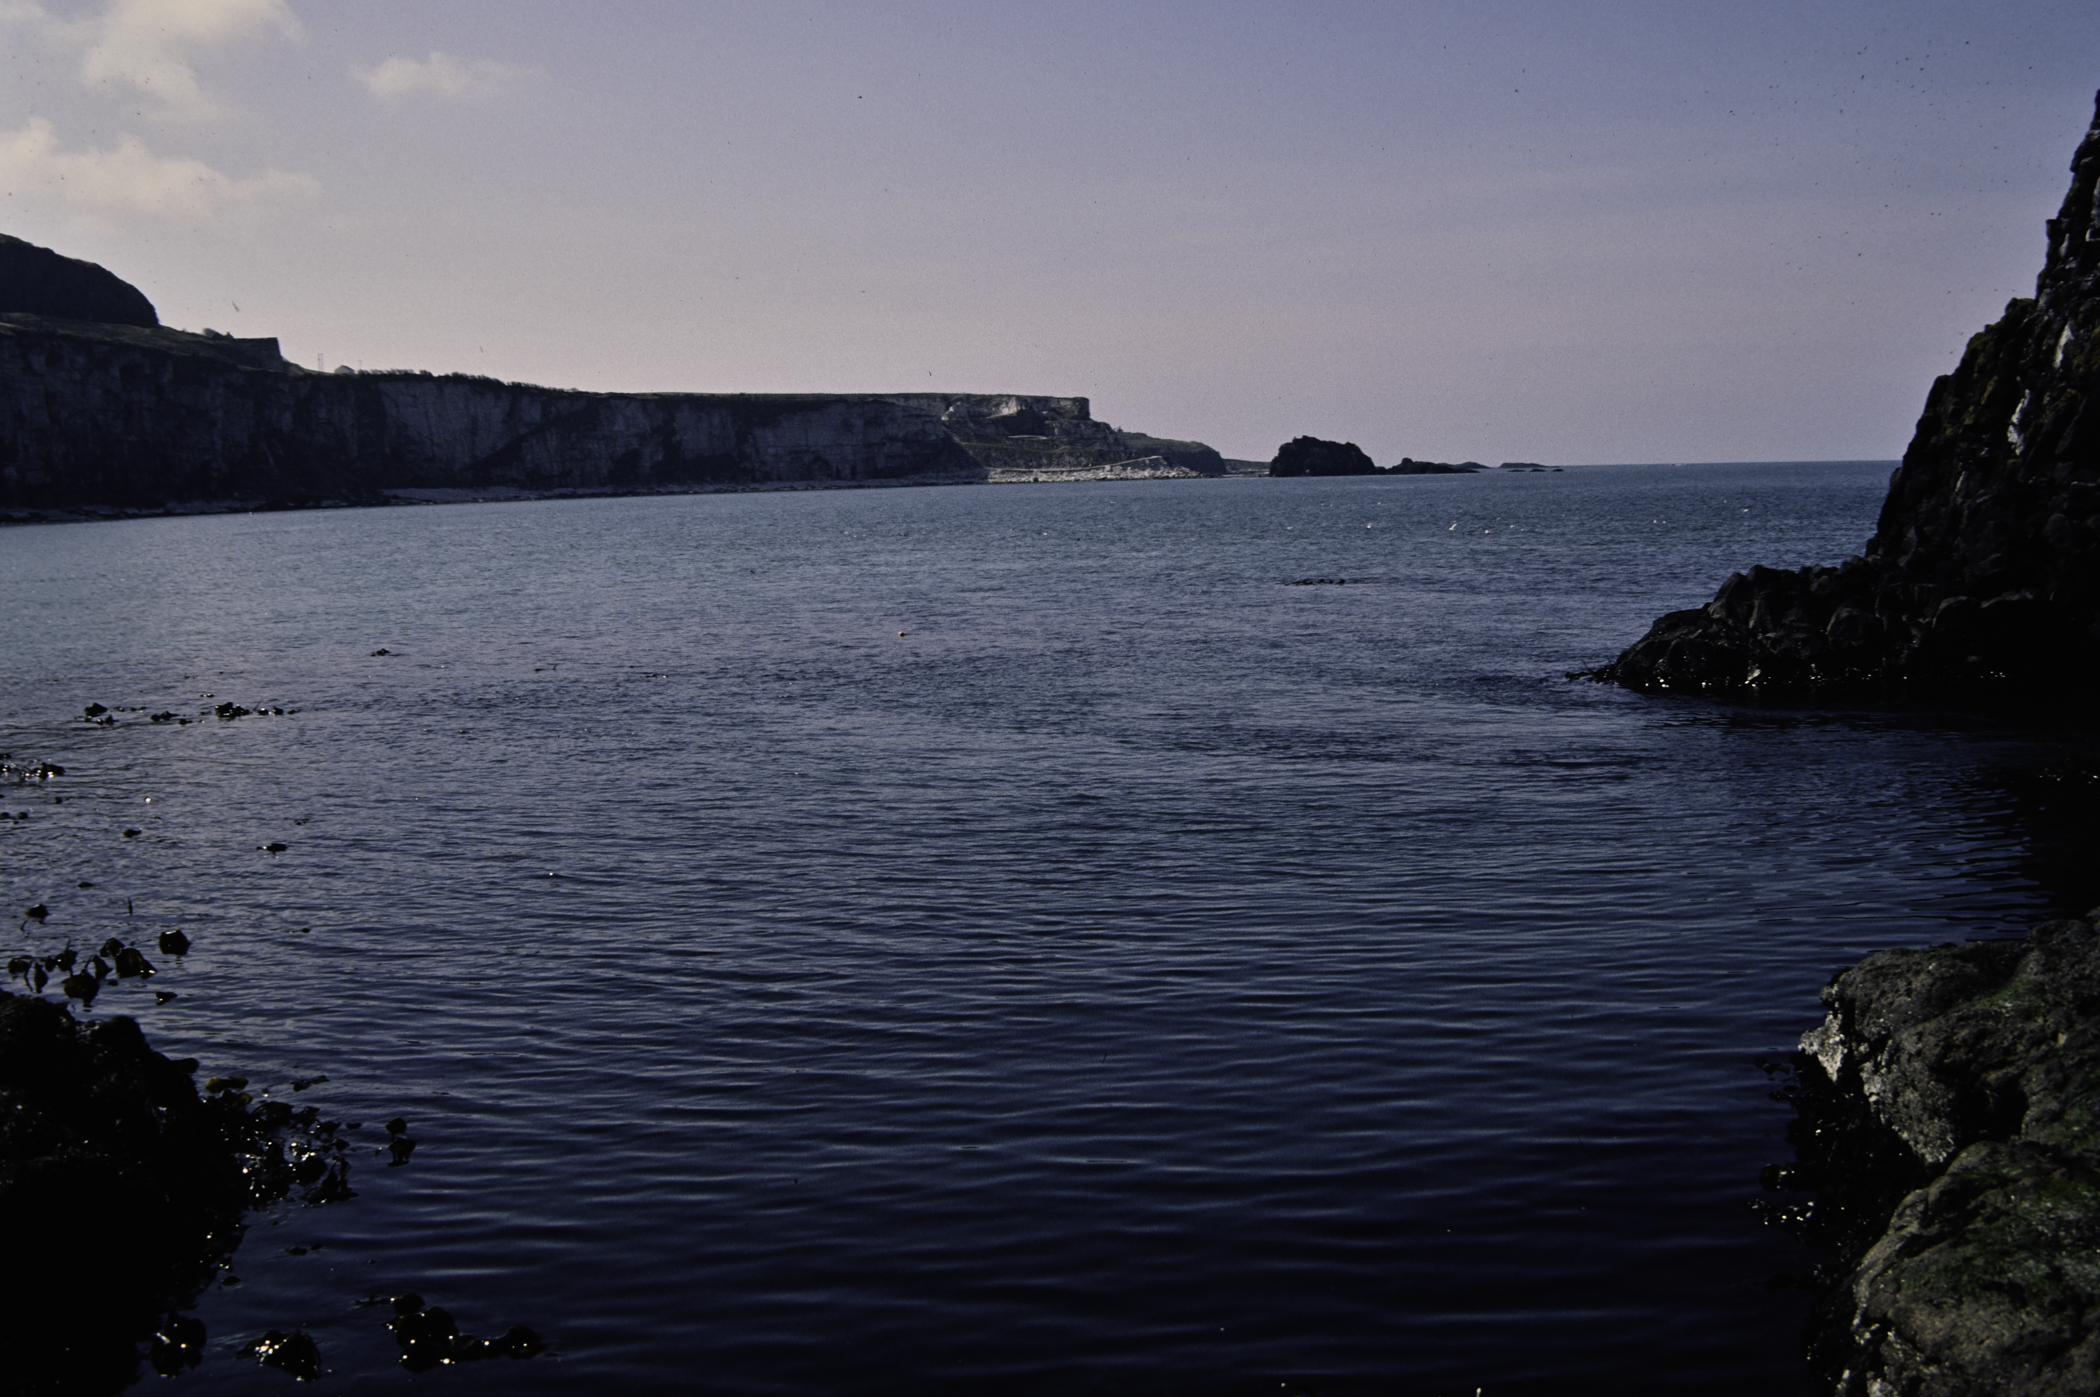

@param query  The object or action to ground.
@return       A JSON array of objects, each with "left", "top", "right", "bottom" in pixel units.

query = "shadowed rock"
[
  {"left": 1594, "top": 92, "right": 2100, "bottom": 703},
  {"left": 386, "top": 1293, "right": 544, "bottom": 1371},
  {"left": 1383, "top": 457, "right": 1486, "bottom": 474},
  {"left": 1268, "top": 436, "right": 1377, "bottom": 477},
  {"left": 0, "top": 993, "right": 360, "bottom": 1393},
  {"left": 0, "top": 235, "right": 158, "bottom": 328},
  {"left": 239, "top": 1329, "right": 322, "bottom": 1381},
  {"left": 1760, "top": 915, "right": 2100, "bottom": 1394}
]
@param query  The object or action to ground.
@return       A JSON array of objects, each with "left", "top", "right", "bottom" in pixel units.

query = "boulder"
[
  {"left": 1766, "top": 917, "right": 2100, "bottom": 1395},
  {"left": 0, "top": 988, "right": 362, "bottom": 1389}
]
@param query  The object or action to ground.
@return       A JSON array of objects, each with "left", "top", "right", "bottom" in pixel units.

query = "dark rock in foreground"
[
  {"left": 0, "top": 234, "right": 159, "bottom": 328},
  {"left": 1766, "top": 916, "right": 2100, "bottom": 1394},
  {"left": 0, "top": 990, "right": 352, "bottom": 1392},
  {"left": 0, "top": 993, "right": 239, "bottom": 1391},
  {"left": 1269, "top": 435, "right": 1377, "bottom": 476},
  {"left": 1595, "top": 92, "right": 2100, "bottom": 702}
]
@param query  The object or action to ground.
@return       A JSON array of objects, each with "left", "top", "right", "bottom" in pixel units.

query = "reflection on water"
[{"left": 2, "top": 464, "right": 2091, "bottom": 1394}]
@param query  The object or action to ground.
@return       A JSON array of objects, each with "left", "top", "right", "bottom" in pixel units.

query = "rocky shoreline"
[
  {"left": 1592, "top": 93, "right": 2100, "bottom": 704},
  {"left": 0, "top": 986, "right": 350, "bottom": 1391},
  {"left": 1586, "top": 89, "right": 2100, "bottom": 1395},
  {"left": 1, "top": 737, "right": 546, "bottom": 1388},
  {"left": 1765, "top": 914, "right": 2100, "bottom": 1394}
]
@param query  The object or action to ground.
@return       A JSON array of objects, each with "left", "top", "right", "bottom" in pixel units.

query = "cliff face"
[
  {"left": 0, "top": 232, "right": 1230, "bottom": 513},
  {"left": 0, "top": 323, "right": 1233, "bottom": 513},
  {"left": 0, "top": 314, "right": 997, "bottom": 510},
  {"left": 1599, "top": 93, "right": 2100, "bottom": 701}
]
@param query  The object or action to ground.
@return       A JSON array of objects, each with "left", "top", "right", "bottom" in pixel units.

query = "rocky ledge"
[
  {"left": 1595, "top": 92, "right": 2100, "bottom": 702},
  {"left": 1766, "top": 915, "right": 2100, "bottom": 1395}
]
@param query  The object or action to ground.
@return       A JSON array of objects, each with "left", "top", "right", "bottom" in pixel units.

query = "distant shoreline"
[{"left": 0, "top": 459, "right": 1902, "bottom": 528}]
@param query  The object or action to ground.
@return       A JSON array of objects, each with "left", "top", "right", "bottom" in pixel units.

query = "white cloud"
[
  {"left": 1, "top": 0, "right": 302, "bottom": 120},
  {"left": 0, "top": 116, "right": 317, "bottom": 222},
  {"left": 0, "top": 1, "right": 54, "bottom": 27},
  {"left": 354, "top": 50, "right": 536, "bottom": 103},
  {"left": 80, "top": 0, "right": 301, "bottom": 119}
]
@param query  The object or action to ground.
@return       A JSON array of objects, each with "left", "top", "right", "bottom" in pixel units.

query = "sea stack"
[
  {"left": 1596, "top": 91, "right": 2100, "bottom": 702},
  {"left": 1268, "top": 436, "right": 1377, "bottom": 476}
]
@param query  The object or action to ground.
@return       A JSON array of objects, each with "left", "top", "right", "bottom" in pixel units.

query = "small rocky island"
[
  {"left": 1599, "top": 93, "right": 2100, "bottom": 1395},
  {"left": 1264, "top": 434, "right": 1504, "bottom": 475},
  {"left": 0, "top": 235, "right": 1225, "bottom": 518}
]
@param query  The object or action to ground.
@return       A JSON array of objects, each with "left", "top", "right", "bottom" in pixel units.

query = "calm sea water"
[{"left": 3, "top": 464, "right": 2092, "bottom": 1395}]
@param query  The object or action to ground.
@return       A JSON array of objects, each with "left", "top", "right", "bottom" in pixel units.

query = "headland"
[{"left": 0, "top": 238, "right": 1229, "bottom": 521}]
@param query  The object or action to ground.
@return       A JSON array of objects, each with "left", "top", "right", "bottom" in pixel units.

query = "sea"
[{"left": 4, "top": 461, "right": 2095, "bottom": 1396}]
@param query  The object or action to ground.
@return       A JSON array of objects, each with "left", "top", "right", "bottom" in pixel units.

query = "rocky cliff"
[
  {"left": 0, "top": 312, "right": 983, "bottom": 510},
  {"left": 0, "top": 235, "right": 158, "bottom": 329},
  {"left": 1765, "top": 916, "right": 2100, "bottom": 1395},
  {"left": 0, "top": 241, "right": 1224, "bottom": 515},
  {"left": 1597, "top": 92, "right": 2100, "bottom": 701},
  {"left": 879, "top": 393, "right": 1226, "bottom": 479}
]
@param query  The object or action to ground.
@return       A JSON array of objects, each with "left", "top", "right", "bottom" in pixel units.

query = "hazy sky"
[{"left": 2, "top": 1, "right": 2096, "bottom": 463}]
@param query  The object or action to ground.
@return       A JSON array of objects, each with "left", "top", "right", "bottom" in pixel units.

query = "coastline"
[{"left": 0, "top": 459, "right": 1233, "bottom": 527}]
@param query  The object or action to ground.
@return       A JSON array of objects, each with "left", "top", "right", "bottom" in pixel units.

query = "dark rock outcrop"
[
  {"left": 0, "top": 988, "right": 366, "bottom": 1392},
  {"left": 1269, "top": 435, "right": 1377, "bottom": 476},
  {"left": 1384, "top": 457, "right": 1486, "bottom": 474},
  {"left": 1765, "top": 916, "right": 2100, "bottom": 1395},
  {"left": 1597, "top": 93, "right": 2100, "bottom": 701},
  {"left": 0, "top": 234, "right": 159, "bottom": 328},
  {"left": 2, "top": 995, "right": 241, "bottom": 1391}
]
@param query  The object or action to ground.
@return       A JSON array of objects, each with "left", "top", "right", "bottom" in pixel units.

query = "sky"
[{"left": 1, "top": 1, "right": 2096, "bottom": 465}]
